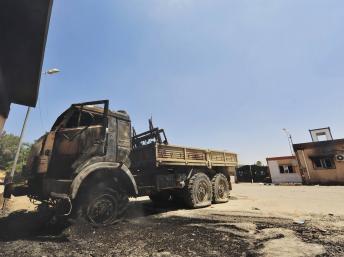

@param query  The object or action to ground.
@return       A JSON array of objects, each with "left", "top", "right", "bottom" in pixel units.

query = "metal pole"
[
  {"left": 9, "top": 107, "right": 31, "bottom": 180},
  {"left": 249, "top": 165, "right": 253, "bottom": 183},
  {"left": 283, "top": 128, "right": 294, "bottom": 156},
  {"left": 0, "top": 115, "right": 6, "bottom": 135},
  {"left": 289, "top": 134, "right": 295, "bottom": 147},
  {"left": 2, "top": 107, "right": 30, "bottom": 210},
  {"left": 287, "top": 135, "right": 294, "bottom": 156}
]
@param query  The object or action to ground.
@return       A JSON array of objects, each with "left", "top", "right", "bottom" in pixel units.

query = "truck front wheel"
[
  {"left": 76, "top": 182, "right": 128, "bottom": 226},
  {"left": 184, "top": 172, "right": 212, "bottom": 208},
  {"left": 211, "top": 173, "right": 230, "bottom": 203}
]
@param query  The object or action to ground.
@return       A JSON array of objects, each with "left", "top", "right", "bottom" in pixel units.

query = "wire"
[{"left": 37, "top": 96, "right": 46, "bottom": 132}]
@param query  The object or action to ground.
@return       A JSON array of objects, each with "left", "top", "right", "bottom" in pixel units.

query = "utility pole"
[
  {"left": 1, "top": 108, "right": 30, "bottom": 210},
  {"left": 283, "top": 128, "right": 294, "bottom": 156},
  {"left": 9, "top": 107, "right": 31, "bottom": 181},
  {"left": 0, "top": 115, "right": 6, "bottom": 135}
]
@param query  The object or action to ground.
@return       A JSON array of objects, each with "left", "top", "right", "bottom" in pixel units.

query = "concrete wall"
[
  {"left": 296, "top": 143, "right": 344, "bottom": 184},
  {"left": 267, "top": 159, "right": 302, "bottom": 184}
]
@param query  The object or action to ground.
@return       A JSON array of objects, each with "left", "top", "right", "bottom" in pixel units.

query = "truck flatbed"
[{"left": 131, "top": 143, "right": 237, "bottom": 169}]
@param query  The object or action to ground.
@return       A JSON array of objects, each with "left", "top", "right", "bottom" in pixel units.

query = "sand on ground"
[{"left": 0, "top": 183, "right": 343, "bottom": 257}]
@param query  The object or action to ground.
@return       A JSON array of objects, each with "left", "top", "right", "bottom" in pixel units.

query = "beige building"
[
  {"left": 293, "top": 139, "right": 344, "bottom": 185},
  {"left": 266, "top": 156, "right": 302, "bottom": 184}
]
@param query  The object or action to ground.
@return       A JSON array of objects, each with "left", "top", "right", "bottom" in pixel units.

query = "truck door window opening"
[{"left": 64, "top": 109, "right": 104, "bottom": 129}]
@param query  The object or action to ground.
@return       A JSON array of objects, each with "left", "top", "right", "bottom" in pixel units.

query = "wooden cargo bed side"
[
  {"left": 130, "top": 143, "right": 238, "bottom": 169},
  {"left": 156, "top": 144, "right": 238, "bottom": 168}
]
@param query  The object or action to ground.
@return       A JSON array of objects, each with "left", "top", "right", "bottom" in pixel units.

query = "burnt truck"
[{"left": 5, "top": 100, "right": 238, "bottom": 225}]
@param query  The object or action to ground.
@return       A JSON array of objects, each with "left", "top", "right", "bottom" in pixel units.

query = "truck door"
[
  {"left": 47, "top": 101, "right": 109, "bottom": 179},
  {"left": 106, "top": 114, "right": 131, "bottom": 165},
  {"left": 116, "top": 118, "right": 131, "bottom": 163}
]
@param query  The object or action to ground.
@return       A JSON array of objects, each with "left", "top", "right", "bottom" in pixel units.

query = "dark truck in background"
[{"left": 5, "top": 100, "right": 238, "bottom": 225}]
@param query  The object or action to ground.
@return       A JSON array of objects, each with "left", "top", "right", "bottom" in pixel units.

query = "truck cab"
[{"left": 22, "top": 100, "right": 135, "bottom": 200}]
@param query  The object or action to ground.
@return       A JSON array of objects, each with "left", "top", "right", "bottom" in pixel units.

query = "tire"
[
  {"left": 75, "top": 182, "right": 129, "bottom": 226},
  {"left": 211, "top": 173, "right": 230, "bottom": 204},
  {"left": 184, "top": 172, "right": 212, "bottom": 208}
]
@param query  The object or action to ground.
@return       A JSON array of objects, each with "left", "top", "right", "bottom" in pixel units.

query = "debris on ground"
[
  {"left": 293, "top": 219, "right": 305, "bottom": 225},
  {"left": 0, "top": 184, "right": 343, "bottom": 256}
]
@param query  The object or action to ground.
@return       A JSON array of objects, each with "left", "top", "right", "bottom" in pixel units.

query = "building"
[
  {"left": 0, "top": 1, "right": 53, "bottom": 133},
  {"left": 235, "top": 165, "right": 271, "bottom": 183},
  {"left": 293, "top": 139, "right": 344, "bottom": 185},
  {"left": 266, "top": 156, "right": 302, "bottom": 184}
]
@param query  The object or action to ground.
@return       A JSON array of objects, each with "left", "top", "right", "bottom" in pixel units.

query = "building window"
[
  {"left": 312, "top": 157, "right": 335, "bottom": 169},
  {"left": 279, "top": 165, "right": 294, "bottom": 174}
]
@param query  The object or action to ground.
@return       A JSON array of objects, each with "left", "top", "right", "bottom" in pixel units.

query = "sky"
[{"left": 4, "top": 0, "right": 344, "bottom": 164}]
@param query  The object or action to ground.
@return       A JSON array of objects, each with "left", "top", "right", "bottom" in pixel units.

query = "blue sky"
[{"left": 4, "top": 0, "right": 344, "bottom": 164}]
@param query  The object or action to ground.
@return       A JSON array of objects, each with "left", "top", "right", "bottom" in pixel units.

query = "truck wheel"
[
  {"left": 184, "top": 172, "right": 212, "bottom": 208},
  {"left": 76, "top": 183, "right": 128, "bottom": 226},
  {"left": 211, "top": 173, "right": 230, "bottom": 203}
]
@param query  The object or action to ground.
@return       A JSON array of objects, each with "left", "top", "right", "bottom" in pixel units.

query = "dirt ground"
[{"left": 0, "top": 183, "right": 343, "bottom": 257}]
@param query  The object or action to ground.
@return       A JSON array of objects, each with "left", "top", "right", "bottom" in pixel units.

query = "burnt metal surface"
[
  {"left": 132, "top": 118, "right": 168, "bottom": 149},
  {"left": 48, "top": 126, "right": 105, "bottom": 179},
  {"left": 21, "top": 100, "right": 135, "bottom": 200},
  {"left": 0, "top": 0, "right": 53, "bottom": 116},
  {"left": 45, "top": 100, "right": 130, "bottom": 180},
  {"left": 70, "top": 162, "right": 138, "bottom": 199}
]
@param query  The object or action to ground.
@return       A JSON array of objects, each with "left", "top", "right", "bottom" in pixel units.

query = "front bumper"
[
  {"left": 3, "top": 179, "right": 72, "bottom": 200},
  {"left": 3, "top": 182, "right": 29, "bottom": 198}
]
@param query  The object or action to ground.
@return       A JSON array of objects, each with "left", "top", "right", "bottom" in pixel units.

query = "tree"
[
  {"left": 0, "top": 131, "right": 32, "bottom": 172},
  {"left": 256, "top": 161, "right": 262, "bottom": 166}
]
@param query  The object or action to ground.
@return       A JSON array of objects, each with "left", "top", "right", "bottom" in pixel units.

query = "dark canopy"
[{"left": 0, "top": 0, "right": 53, "bottom": 117}]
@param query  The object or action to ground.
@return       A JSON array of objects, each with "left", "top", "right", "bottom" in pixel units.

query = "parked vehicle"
[
  {"left": 4, "top": 100, "right": 238, "bottom": 225},
  {"left": 235, "top": 165, "right": 271, "bottom": 183}
]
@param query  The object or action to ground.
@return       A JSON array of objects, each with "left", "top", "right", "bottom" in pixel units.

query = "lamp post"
[
  {"left": 0, "top": 116, "right": 5, "bottom": 135},
  {"left": 2, "top": 68, "right": 60, "bottom": 209},
  {"left": 43, "top": 68, "right": 60, "bottom": 75},
  {"left": 283, "top": 128, "right": 294, "bottom": 156}
]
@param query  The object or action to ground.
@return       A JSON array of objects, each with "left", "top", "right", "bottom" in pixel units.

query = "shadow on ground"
[
  {"left": 0, "top": 199, "right": 343, "bottom": 257},
  {"left": 0, "top": 198, "right": 185, "bottom": 242}
]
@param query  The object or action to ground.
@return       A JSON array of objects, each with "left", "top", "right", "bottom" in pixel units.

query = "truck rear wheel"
[
  {"left": 211, "top": 173, "right": 230, "bottom": 203},
  {"left": 184, "top": 172, "right": 212, "bottom": 208},
  {"left": 76, "top": 182, "right": 128, "bottom": 226}
]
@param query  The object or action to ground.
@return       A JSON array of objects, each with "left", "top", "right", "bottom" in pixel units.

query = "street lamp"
[
  {"left": 283, "top": 128, "right": 294, "bottom": 156},
  {"left": 43, "top": 68, "right": 60, "bottom": 75},
  {"left": 2, "top": 68, "right": 60, "bottom": 209}
]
